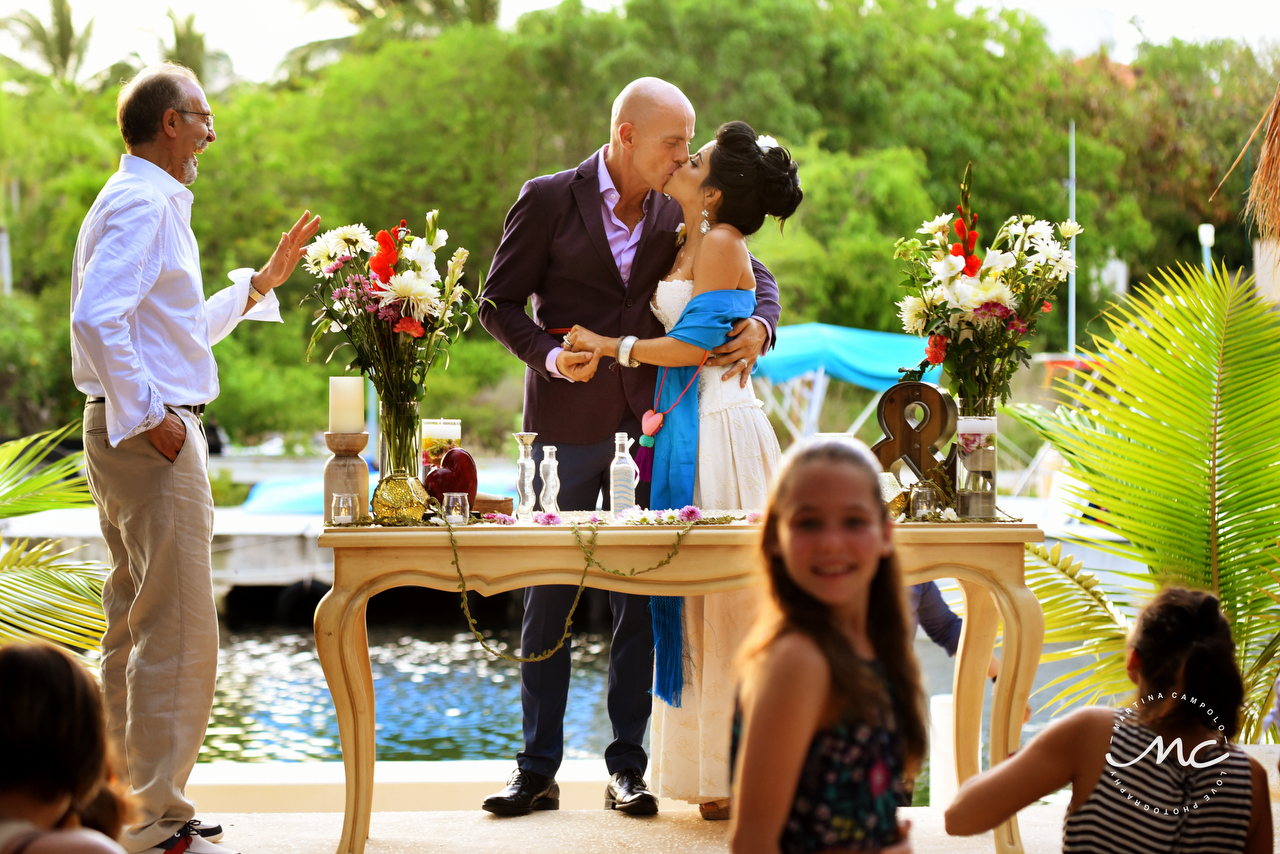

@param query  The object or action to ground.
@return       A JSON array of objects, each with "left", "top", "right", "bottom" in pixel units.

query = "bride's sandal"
[{"left": 698, "top": 799, "right": 732, "bottom": 821}]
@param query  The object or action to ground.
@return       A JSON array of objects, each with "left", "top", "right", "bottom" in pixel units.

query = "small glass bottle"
[
  {"left": 539, "top": 445, "right": 560, "bottom": 515},
  {"left": 513, "top": 432, "right": 538, "bottom": 522},
  {"left": 609, "top": 432, "right": 640, "bottom": 517}
]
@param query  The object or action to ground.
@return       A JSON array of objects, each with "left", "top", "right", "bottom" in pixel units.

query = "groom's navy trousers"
[{"left": 519, "top": 412, "right": 652, "bottom": 778}]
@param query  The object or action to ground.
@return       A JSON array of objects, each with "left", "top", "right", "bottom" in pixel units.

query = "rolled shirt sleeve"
[{"left": 207, "top": 268, "right": 282, "bottom": 346}]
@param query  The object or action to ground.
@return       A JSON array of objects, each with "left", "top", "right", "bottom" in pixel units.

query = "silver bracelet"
[{"left": 616, "top": 335, "right": 640, "bottom": 368}]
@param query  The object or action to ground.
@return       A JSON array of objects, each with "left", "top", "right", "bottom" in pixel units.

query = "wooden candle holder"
[{"left": 324, "top": 432, "right": 370, "bottom": 524}]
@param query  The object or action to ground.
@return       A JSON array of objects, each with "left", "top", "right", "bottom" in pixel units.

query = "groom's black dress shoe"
[
  {"left": 482, "top": 769, "right": 560, "bottom": 816},
  {"left": 605, "top": 768, "right": 659, "bottom": 815}
]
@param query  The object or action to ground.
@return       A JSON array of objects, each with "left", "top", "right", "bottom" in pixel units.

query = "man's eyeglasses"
[{"left": 177, "top": 110, "right": 215, "bottom": 131}]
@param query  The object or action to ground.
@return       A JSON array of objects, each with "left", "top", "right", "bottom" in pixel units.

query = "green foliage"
[
  {"left": 0, "top": 0, "right": 1276, "bottom": 450},
  {"left": 1, "top": 0, "right": 94, "bottom": 81},
  {"left": 209, "top": 469, "right": 251, "bottom": 506},
  {"left": 0, "top": 426, "right": 104, "bottom": 659},
  {"left": 750, "top": 145, "right": 935, "bottom": 332},
  {"left": 0, "top": 539, "right": 107, "bottom": 654},
  {"left": 1009, "top": 265, "right": 1280, "bottom": 741}
]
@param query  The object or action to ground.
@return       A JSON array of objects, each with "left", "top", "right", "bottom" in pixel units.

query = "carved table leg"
[
  {"left": 952, "top": 579, "right": 999, "bottom": 786},
  {"left": 988, "top": 578, "right": 1045, "bottom": 854},
  {"left": 315, "top": 579, "right": 375, "bottom": 854}
]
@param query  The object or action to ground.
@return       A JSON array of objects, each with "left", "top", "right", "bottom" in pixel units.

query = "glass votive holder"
[
  {"left": 331, "top": 493, "right": 358, "bottom": 524},
  {"left": 443, "top": 492, "right": 469, "bottom": 526},
  {"left": 911, "top": 483, "right": 942, "bottom": 519},
  {"left": 422, "top": 418, "right": 462, "bottom": 467}
]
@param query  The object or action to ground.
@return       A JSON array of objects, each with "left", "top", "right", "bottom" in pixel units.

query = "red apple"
[{"left": 423, "top": 447, "right": 478, "bottom": 507}]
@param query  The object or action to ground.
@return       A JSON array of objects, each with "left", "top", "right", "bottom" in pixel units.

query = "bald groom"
[{"left": 478, "top": 77, "right": 781, "bottom": 817}]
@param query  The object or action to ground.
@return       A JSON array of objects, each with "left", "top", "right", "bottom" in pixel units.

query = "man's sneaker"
[
  {"left": 194, "top": 821, "right": 224, "bottom": 843},
  {"left": 137, "top": 820, "right": 239, "bottom": 854}
]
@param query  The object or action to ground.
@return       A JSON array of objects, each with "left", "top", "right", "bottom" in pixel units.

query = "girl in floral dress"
[{"left": 729, "top": 437, "right": 926, "bottom": 853}]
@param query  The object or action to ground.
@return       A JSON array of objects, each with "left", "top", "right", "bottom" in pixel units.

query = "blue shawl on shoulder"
[
  {"left": 650, "top": 287, "right": 756, "bottom": 707},
  {"left": 649, "top": 288, "right": 758, "bottom": 510}
]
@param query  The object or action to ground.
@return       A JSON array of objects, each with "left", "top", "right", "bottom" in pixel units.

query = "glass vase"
[
  {"left": 955, "top": 398, "right": 997, "bottom": 519},
  {"left": 372, "top": 400, "right": 430, "bottom": 524}
]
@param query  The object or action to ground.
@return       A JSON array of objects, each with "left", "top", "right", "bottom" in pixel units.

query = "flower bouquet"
[
  {"left": 303, "top": 212, "right": 477, "bottom": 523},
  {"left": 892, "top": 164, "right": 1079, "bottom": 516}
]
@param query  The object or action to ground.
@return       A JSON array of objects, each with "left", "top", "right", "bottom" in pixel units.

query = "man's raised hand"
[
  {"left": 556, "top": 347, "right": 602, "bottom": 382},
  {"left": 251, "top": 210, "right": 322, "bottom": 293}
]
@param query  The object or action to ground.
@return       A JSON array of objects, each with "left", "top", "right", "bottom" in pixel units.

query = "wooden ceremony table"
[{"left": 315, "top": 521, "right": 1044, "bottom": 854}]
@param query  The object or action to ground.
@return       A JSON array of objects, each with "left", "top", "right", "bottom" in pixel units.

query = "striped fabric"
[{"left": 1062, "top": 709, "right": 1253, "bottom": 853}]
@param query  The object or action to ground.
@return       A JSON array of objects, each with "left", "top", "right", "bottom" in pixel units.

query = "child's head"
[
  {"left": 1127, "top": 587, "right": 1243, "bottom": 739},
  {"left": 762, "top": 437, "right": 894, "bottom": 615},
  {"left": 0, "top": 642, "right": 109, "bottom": 810},
  {"left": 752, "top": 436, "right": 926, "bottom": 760}
]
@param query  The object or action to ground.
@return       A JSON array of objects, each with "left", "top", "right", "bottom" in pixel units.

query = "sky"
[{"left": 0, "top": 0, "right": 1276, "bottom": 85}]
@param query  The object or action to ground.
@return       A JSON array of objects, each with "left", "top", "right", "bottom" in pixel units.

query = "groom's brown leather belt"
[{"left": 86, "top": 397, "right": 206, "bottom": 417}]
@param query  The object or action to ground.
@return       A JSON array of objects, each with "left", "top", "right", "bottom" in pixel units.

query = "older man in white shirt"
[{"left": 71, "top": 63, "right": 319, "bottom": 854}]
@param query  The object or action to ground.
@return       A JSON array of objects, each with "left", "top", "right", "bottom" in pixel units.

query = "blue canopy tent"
[{"left": 753, "top": 322, "right": 940, "bottom": 440}]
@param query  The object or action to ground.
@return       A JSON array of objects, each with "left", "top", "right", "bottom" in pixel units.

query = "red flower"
[
  {"left": 1042, "top": 301, "right": 1053, "bottom": 313},
  {"left": 925, "top": 334, "right": 948, "bottom": 365},
  {"left": 950, "top": 242, "right": 965, "bottom": 257},
  {"left": 954, "top": 218, "right": 967, "bottom": 240},
  {"left": 370, "top": 230, "right": 399, "bottom": 283},
  {"left": 392, "top": 316, "right": 424, "bottom": 338},
  {"left": 1006, "top": 316, "right": 1028, "bottom": 334},
  {"left": 966, "top": 229, "right": 979, "bottom": 253},
  {"left": 963, "top": 254, "right": 982, "bottom": 277}
]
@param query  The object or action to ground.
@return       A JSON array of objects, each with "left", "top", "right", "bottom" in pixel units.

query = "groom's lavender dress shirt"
[
  {"left": 479, "top": 150, "right": 781, "bottom": 445},
  {"left": 546, "top": 146, "right": 652, "bottom": 378}
]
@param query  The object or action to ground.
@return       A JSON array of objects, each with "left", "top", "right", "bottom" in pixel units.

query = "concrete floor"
[{"left": 207, "top": 806, "right": 1077, "bottom": 854}]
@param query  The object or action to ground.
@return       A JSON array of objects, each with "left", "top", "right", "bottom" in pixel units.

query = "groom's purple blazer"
[{"left": 480, "top": 152, "right": 782, "bottom": 445}]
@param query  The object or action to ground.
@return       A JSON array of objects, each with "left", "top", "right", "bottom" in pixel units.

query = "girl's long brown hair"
[{"left": 741, "top": 438, "right": 927, "bottom": 763}]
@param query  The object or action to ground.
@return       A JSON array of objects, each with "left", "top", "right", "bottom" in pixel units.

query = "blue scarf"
[{"left": 650, "top": 288, "right": 757, "bottom": 707}]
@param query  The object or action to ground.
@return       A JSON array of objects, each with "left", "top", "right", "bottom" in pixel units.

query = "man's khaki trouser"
[{"left": 83, "top": 402, "right": 217, "bottom": 853}]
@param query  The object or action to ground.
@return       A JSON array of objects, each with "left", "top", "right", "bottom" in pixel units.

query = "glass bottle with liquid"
[
  {"left": 539, "top": 445, "right": 560, "bottom": 515},
  {"left": 512, "top": 432, "right": 537, "bottom": 522},
  {"left": 609, "top": 432, "right": 640, "bottom": 517}
]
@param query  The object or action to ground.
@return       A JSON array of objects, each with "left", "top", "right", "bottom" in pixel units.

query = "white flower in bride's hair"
[{"left": 756, "top": 135, "right": 779, "bottom": 152}]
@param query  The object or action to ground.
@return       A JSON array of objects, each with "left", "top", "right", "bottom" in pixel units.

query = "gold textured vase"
[{"left": 373, "top": 400, "right": 429, "bottom": 524}]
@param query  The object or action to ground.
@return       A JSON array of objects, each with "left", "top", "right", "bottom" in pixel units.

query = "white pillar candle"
[{"left": 329, "top": 377, "right": 365, "bottom": 434}]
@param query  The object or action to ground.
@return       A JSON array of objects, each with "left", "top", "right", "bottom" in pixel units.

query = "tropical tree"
[
  {"left": 160, "top": 10, "right": 232, "bottom": 90},
  {"left": 0, "top": 0, "right": 93, "bottom": 82},
  {"left": 0, "top": 425, "right": 107, "bottom": 658},
  {"left": 1009, "top": 265, "right": 1280, "bottom": 742}
]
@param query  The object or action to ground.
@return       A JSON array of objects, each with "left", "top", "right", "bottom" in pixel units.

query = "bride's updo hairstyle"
[{"left": 704, "top": 121, "right": 803, "bottom": 236}]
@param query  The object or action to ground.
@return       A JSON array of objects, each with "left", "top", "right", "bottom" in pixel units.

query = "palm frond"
[
  {"left": 0, "top": 538, "right": 107, "bottom": 656},
  {"left": 1011, "top": 264, "right": 1280, "bottom": 741},
  {"left": 0, "top": 423, "right": 94, "bottom": 518},
  {"left": 1024, "top": 543, "right": 1137, "bottom": 711}
]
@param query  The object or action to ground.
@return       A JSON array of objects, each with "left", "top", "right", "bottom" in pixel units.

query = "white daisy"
[{"left": 326, "top": 224, "right": 377, "bottom": 255}]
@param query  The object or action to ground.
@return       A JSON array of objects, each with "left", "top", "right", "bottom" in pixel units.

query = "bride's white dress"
[{"left": 648, "top": 278, "right": 781, "bottom": 802}]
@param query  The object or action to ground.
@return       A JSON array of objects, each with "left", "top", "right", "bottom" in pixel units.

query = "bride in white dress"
[{"left": 565, "top": 120, "right": 803, "bottom": 817}]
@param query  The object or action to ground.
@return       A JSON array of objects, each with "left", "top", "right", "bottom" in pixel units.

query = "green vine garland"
[{"left": 445, "top": 518, "right": 703, "bottom": 663}]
